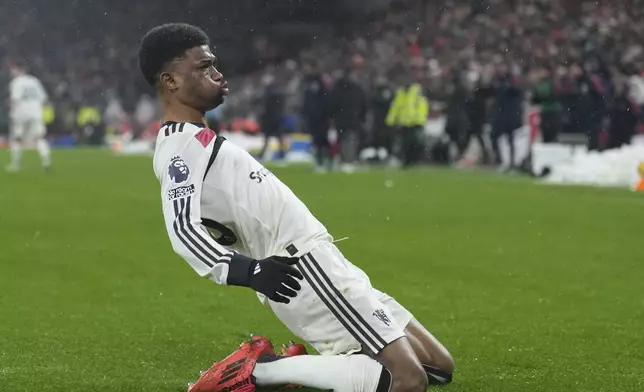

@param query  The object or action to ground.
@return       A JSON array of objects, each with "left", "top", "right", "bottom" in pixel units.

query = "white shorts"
[
  {"left": 11, "top": 117, "right": 46, "bottom": 141},
  {"left": 264, "top": 241, "right": 414, "bottom": 356}
]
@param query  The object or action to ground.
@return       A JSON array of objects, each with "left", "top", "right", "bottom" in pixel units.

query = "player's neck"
[{"left": 161, "top": 102, "right": 205, "bottom": 125}]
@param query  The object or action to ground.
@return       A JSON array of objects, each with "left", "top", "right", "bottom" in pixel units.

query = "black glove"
[
  {"left": 249, "top": 256, "right": 303, "bottom": 303},
  {"left": 227, "top": 254, "right": 303, "bottom": 304}
]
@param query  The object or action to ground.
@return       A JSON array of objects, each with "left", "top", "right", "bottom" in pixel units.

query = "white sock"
[
  {"left": 36, "top": 138, "right": 51, "bottom": 167},
  {"left": 253, "top": 354, "right": 386, "bottom": 392},
  {"left": 10, "top": 141, "right": 22, "bottom": 168}
]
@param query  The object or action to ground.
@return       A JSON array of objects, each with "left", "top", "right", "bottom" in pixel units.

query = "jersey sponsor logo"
[
  {"left": 168, "top": 156, "right": 190, "bottom": 184},
  {"left": 168, "top": 184, "right": 195, "bottom": 200},
  {"left": 373, "top": 309, "right": 391, "bottom": 326},
  {"left": 249, "top": 167, "right": 273, "bottom": 184}
]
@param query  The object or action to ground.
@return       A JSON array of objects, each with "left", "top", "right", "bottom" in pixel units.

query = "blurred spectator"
[
  {"left": 444, "top": 70, "right": 471, "bottom": 161},
  {"left": 134, "top": 94, "right": 157, "bottom": 137},
  {"left": 76, "top": 104, "right": 102, "bottom": 145},
  {"left": 565, "top": 62, "right": 608, "bottom": 151},
  {"left": 369, "top": 74, "right": 395, "bottom": 162},
  {"left": 608, "top": 78, "right": 639, "bottom": 149},
  {"left": 258, "top": 72, "right": 286, "bottom": 161},
  {"left": 103, "top": 91, "right": 127, "bottom": 138},
  {"left": 466, "top": 69, "right": 492, "bottom": 164},
  {"left": 330, "top": 69, "right": 367, "bottom": 172},
  {"left": 531, "top": 66, "right": 562, "bottom": 143},
  {"left": 104, "top": 92, "right": 125, "bottom": 129},
  {"left": 386, "top": 82, "right": 429, "bottom": 167},
  {"left": 627, "top": 68, "right": 644, "bottom": 107},
  {"left": 490, "top": 63, "right": 524, "bottom": 168},
  {"left": 300, "top": 60, "right": 331, "bottom": 172}
]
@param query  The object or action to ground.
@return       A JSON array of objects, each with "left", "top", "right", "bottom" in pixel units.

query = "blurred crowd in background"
[{"left": 1, "top": 0, "right": 644, "bottom": 170}]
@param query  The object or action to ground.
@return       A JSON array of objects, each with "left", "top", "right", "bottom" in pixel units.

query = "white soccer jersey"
[
  {"left": 9, "top": 74, "right": 48, "bottom": 120},
  {"left": 153, "top": 122, "right": 330, "bottom": 285}
]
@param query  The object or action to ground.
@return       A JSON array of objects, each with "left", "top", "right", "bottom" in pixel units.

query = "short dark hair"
[
  {"left": 7, "top": 57, "right": 25, "bottom": 70},
  {"left": 138, "top": 23, "right": 210, "bottom": 87}
]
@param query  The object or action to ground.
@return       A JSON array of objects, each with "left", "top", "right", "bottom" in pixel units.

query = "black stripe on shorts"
[{"left": 299, "top": 253, "right": 388, "bottom": 355}]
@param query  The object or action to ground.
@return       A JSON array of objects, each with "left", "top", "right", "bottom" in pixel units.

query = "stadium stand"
[{"left": 1, "top": 0, "right": 643, "bottom": 168}]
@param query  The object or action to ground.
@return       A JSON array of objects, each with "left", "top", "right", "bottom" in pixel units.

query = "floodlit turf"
[{"left": 0, "top": 148, "right": 643, "bottom": 392}]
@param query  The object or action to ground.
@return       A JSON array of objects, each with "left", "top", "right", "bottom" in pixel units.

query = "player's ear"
[{"left": 159, "top": 71, "right": 179, "bottom": 92}]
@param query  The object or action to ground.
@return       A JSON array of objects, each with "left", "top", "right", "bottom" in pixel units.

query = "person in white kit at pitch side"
[
  {"left": 6, "top": 60, "right": 51, "bottom": 172},
  {"left": 140, "top": 23, "right": 454, "bottom": 392}
]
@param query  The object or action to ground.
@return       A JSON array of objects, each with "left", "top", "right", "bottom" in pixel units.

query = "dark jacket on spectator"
[
  {"left": 260, "top": 82, "right": 284, "bottom": 135},
  {"left": 371, "top": 83, "right": 395, "bottom": 131},
  {"left": 608, "top": 90, "right": 639, "bottom": 148},
  {"left": 568, "top": 73, "right": 607, "bottom": 132},
  {"left": 301, "top": 74, "right": 330, "bottom": 124},
  {"left": 490, "top": 72, "right": 524, "bottom": 132},
  {"left": 444, "top": 76, "right": 470, "bottom": 141},
  {"left": 468, "top": 83, "right": 491, "bottom": 133},
  {"left": 330, "top": 75, "right": 367, "bottom": 130}
]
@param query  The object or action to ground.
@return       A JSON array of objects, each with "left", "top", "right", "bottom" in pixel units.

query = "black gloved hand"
[
  {"left": 226, "top": 254, "right": 303, "bottom": 304},
  {"left": 249, "top": 256, "right": 303, "bottom": 304}
]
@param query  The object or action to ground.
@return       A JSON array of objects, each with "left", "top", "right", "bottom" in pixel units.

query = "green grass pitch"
[{"left": 0, "top": 148, "right": 643, "bottom": 392}]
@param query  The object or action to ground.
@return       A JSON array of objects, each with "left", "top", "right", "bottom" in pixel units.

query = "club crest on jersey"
[
  {"left": 373, "top": 309, "right": 391, "bottom": 326},
  {"left": 168, "top": 156, "right": 190, "bottom": 184}
]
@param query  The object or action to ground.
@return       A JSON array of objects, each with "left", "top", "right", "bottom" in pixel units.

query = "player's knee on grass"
[
  {"left": 404, "top": 319, "right": 454, "bottom": 384},
  {"left": 376, "top": 337, "right": 428, "bottom": 392},
  {"left": 420, "top": 346, "right": 454, "bottom": 380},
  {"left": 434, "top": 350, "right": 455, "bottom": 376},
  {"left": 423, "top": 364, "right": 453, "bottom": 386}
]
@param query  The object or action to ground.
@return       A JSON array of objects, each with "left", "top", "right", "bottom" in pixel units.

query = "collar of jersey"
[{"left": 162, "top": 121, "right": 206, "bottom": 128}]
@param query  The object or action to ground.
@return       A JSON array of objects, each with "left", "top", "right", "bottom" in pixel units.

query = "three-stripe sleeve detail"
[{"left": 172, "top": 195, "right": 231, "bottom": 268}]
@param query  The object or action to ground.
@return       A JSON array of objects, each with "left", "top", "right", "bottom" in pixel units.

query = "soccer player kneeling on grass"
[{"left": 138, "top": 23, "right": 454, "bottom": 392}]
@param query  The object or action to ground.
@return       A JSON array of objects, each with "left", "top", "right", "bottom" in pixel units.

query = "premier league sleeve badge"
[{"left": 168, "top": 156, "right": 191, "bottom": 184}]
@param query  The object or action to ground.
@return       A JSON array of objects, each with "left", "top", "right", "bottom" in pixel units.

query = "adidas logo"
[{"left": 253, "top": 264, "right": 262, "bottom": 275}]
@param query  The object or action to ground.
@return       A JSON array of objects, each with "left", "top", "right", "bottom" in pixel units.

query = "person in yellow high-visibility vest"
[
  {"left": 77, "top": 106, "right": 101, "bottom": 127},
  {"left": 43, "top": 103, "right": 55, "bottom": 129},
  {"left": 76, "top": 105, "right": 102, "bottom": 145},
  {"left": 386, "top": 82, "right": 429, "bottom": 167}
]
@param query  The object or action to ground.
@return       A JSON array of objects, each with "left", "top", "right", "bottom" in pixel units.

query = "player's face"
[
  {"left": 8, "top": 66, "right": 21, "bottom": 78},
  {"left": 173, "top": 45, "right": 228, "bottom": 112}
]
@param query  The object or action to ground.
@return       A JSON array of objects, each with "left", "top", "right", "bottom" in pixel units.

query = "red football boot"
[
  {"left": 278, "top": 340, "right": 308, "bottom": 357},
  {"left": 277, "top": 340, "right": 308, "bottom": 389},
  {"left": 188, "top": 335, "right": 274, "bottom": 392}
]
